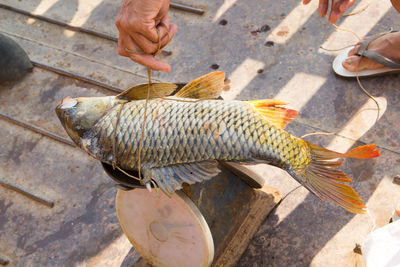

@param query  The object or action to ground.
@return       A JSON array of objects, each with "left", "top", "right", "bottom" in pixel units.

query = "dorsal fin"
[
  {"left": 117, "top": 83, "right": 177, "bottom": 100},
  {"left": 175, "top": 72, "right": 227, "bottom": 99},
  {"left": 248, "top": 99, "right": 298, "bottom": 129}
]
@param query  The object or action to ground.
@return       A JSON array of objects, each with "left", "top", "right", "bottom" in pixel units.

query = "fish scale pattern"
[{"left": 86, "top": 98, "right": 309, "bottom": 172}]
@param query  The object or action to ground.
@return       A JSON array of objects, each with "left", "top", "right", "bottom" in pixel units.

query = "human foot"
[{"left": 342, "top": 31, "right": 400, "bottom": 72}]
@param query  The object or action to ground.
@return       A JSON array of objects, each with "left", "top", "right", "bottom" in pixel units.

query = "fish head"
[{"left": 55, "top": 96, "right": 120, "bottom": 146}]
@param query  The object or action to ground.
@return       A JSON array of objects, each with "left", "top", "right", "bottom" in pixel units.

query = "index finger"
[
  {"left": 129, "top": 53, "right": 171, "bottom": 72},
  {"left": 318, "top": 0, "right": 329, "bottom": 17},
  {"left": 329, "top": 0, "right": 355, "bottom": 23}
]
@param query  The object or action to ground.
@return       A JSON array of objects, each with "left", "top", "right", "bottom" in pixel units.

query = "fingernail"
[
  {"left": 329, "top": 11, "right": 339, "bottom": 24},
  {"left": 319, "top": 3, "right": 327, "bottom": 17},
  {"left": 159, "top": 65, "right": 170, "bottom": 72}
]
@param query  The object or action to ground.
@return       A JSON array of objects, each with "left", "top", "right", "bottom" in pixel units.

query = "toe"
[
  {"left": 342, "top": 55, "right": 361, "bottom": 72},
  {"left": 343, "top": 55, "right": 385, "bottom": 72},
  {"left": 347, "top": 44, "right": 360, "bottom": 56}
]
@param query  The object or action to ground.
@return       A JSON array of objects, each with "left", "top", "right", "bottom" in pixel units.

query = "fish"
[{"left": 56, "top": 72, "right": 380, "bottom": 214}]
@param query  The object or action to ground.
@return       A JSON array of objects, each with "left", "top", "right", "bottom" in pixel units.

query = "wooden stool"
[{"left": 104, "top": 163, "right": 281, "bottom": 266}]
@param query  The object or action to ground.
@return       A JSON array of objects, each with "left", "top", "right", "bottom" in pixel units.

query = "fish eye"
[{"left": 59, "top": 98, "right": 78, "bottom": 109}]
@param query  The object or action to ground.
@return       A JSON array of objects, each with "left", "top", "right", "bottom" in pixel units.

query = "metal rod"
[
  {"left": 170, "top": 2, "right": 205, "bottom": 15},
  {"left": 0, "top": 3, "right": 118, "bottom": 42},
  {"left": 31, "top": 61, "right": 124, "bottom": 94},
  {"left": 0, "top": 3, "right": 172, "bottom": 55},
  {"left": 0, "top": 112, "right": 75, "bottom": 147},
  {"left": 0, "top": 179, "right": 54, "bottom": 208},
  {"left": 0, "top": 30, "right": 149, "bottom": 93}
]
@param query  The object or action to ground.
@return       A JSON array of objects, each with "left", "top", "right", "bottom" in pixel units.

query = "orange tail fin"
[
  {"left": 306, "top": 142, "right": 380, "bottom": 160},
  {"left": 290, "top": 142, "right": 379, "bottom": 214},
  {"left": 343, "top": 144, "right": 380, "bottom": 159}
]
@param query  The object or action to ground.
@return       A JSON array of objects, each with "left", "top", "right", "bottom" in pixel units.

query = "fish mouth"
[
  {"left": 55, "top": 96, "right": 81, "bottom": 145},
  {"left": 55, "top": 96, "right": 77, "bottom": 130},
  {"left": 55, "top": 96, "right": 77, "bottom": 120}
]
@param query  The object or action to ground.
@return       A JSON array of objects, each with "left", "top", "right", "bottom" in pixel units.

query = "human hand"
[
  {"left": 116, "top": 0, "right": 178, "bottom": 72},
  {"left": 303, "top": 0, "right": 356, "bottom": 24}
]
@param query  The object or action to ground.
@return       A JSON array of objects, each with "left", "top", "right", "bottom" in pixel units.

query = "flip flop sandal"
[{"left": 333, "top": 31, "right": 400, "bottom": 78}]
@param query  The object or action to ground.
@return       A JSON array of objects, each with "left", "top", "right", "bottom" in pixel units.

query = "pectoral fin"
[
  {"left": 175, "top": 72, "right": 228, "bottom": 99},
  {"left": 117, "top": 83, "right": 177, "bottom": 100},
  {"left": 148, "top": 161, "right": 221, "bottom": 195}
]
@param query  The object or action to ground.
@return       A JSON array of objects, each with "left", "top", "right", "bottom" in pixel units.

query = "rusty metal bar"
[
  {"left": 0, "top": 179, "right": 54, "bottom": 208},
  {"left": 0, "top": 114, "right": 59, "bottom": 209},
  {"left": 31, "top": 61, "right": 124, "bottom": 94},
  {"left": 0, "top": 3, "right": 118, "bottom": 41},
  {"left": 0, "top": 112, "right": 75, "bottom": 147},
  {"left": 0, "top": 3, "right": 172, "bottom": 55},
  {"left": 170, "top": 2, "right": 205, "bottom": 15}
]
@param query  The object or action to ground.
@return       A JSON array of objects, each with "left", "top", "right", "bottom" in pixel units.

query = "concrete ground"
[{"left": 0, "top": 0, "right": 399, "bottom": 266}]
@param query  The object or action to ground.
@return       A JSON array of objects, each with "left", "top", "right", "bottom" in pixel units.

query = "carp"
[{"left": 56, "top": 72, "right": 379, "bottom": 213}]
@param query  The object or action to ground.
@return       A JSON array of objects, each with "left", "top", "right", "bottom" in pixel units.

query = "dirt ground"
[{"left": 0, "top": 0, "right": 399, "bottom": 266}]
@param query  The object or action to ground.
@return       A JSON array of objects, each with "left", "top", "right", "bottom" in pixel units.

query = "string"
[
  {"left": 112, "top": 104, "right": 124, "bottom": 169},
  {"left": 114, "top": 23, "right": 165, "bottom": 183},
  {"left": 302, "top": 7, "right": 388, "bottom": 138},
  {"left": 137, "top": 67, "right": 152, "bottom": 180},
  {"left": 353, "top": 29, "right": 395, "bottom": 124},
  {"left": 330, "top": 22, "right": 361, "bottom": 40},
  {"left": 319, "top": 43, "right": 359, "bottom": 52},
  {"left": 343, "top": 2, "right": 370, "bottom": 16},
  {"left": 118, "top": 23, "right": 207, "bottom": 186},
  {"left": 116, "top": 165, "right": 141, "bottom": 181},
  {"left": 137, "top": 23, "right": 166, "bottom": 181}
]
